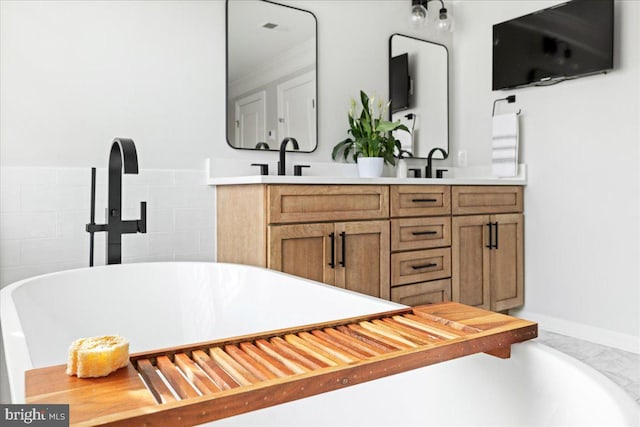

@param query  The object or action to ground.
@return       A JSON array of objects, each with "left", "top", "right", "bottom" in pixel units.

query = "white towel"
[{"left": 491, "top": 113, "right": 519, "bottom": 177}]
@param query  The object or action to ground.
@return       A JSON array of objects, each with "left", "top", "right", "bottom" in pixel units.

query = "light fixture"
[
  {"left": 409, "top": 0, "right": 428, "bottom": 28},
  {"left": 409, "top": 0, "right": 454, "bottom": 32}
]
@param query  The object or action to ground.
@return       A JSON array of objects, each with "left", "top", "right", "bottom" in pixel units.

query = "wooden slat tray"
[{"left": 26, "top": 302, "right": 537, "bottom": 426}]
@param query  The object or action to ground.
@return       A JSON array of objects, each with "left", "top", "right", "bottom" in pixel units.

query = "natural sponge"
[{"left": 66, "top": 335, "right": 129, "bottom": 378}]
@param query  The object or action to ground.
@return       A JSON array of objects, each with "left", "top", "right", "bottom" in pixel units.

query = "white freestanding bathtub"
[{"left": 1, "top": 262, "right": 638, "bottom": 426}]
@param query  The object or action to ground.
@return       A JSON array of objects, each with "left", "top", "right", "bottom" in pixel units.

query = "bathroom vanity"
[{"left": 215, "top": 178, "right": 524, "bottom": 312}]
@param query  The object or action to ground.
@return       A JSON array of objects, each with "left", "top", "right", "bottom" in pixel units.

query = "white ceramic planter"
[{"left": 357, "top": 157, "right": 384, "bottom": 177}]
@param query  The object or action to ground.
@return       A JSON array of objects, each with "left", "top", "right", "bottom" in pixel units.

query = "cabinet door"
[
  {"left": 334, "top": 220, "right": 390, "bottom": 299},
  {"left": 268, "top": 223, "right": 335, "bottom": 285},
  {"left": 490, "top": 213, "right": 524, "bottom": 311},
  {"left": 451, "top": 215, "right": 491, "bottom": 310}
]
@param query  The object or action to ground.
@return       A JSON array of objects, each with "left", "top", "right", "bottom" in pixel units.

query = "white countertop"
[
  {"left": 207, "top": 175, "right": 526, "bottom": 186},
  {"left": 206, "top": 159, "right": 527, "bottom": 186}
]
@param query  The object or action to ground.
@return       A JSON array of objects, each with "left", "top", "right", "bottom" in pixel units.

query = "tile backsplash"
[{"left": 0, "top": 166, "right": 216, "bottom": 288}]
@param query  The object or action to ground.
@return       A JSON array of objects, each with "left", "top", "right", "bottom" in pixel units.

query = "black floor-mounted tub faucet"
[{"left": 86, "top": 138, "right": 147, "bottom": 266}]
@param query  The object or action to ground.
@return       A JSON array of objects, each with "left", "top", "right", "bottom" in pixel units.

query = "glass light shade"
[
  {"left": 409, "top": 4, "right": 428, "bottom": 28},
  {"left": 437, "top": 8, "right": 454, "bottom": 32}
]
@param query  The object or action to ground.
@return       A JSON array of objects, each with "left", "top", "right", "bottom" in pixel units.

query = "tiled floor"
[{"left": 537, "top": 330, "right": 640, "bottom": 405}]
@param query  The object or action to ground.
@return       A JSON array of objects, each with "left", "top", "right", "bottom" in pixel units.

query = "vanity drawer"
[
  {"left": 390, "top": 279, "right": 451, "bottom": 306},
  {"left": 268, "top": 185, "right": 389, "bottom": 224},
  {"left": 391, "top": 216, "right": 451, "bottom": 252},
  {"left": 452, "top": 186, "right": 523, "bottom": 215},
  {"left": 391, "top": 247, "right": 451, "bottom": 286},
  {"left": 390, "top": 185, "right": 451, "bottom": 217}
]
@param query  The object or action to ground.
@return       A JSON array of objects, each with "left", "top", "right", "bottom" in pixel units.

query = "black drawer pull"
[
  {"left": 328, "top": 232, "right": 335, "bottom": 268},
  {"left": 411, "top": 198, "right": 437, "bottom": 203},
  {"left": 411, "top": 230, "right": 437, "bottom": 236},
  {"left": 411, "top": 263, "right": 437, "bottom": 270},
  {"left": 339, "top": 231, "right": 346, "bottom": 267}
]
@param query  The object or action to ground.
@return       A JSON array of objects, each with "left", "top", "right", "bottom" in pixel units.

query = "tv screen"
[
  {"left": 390, "top": 53, "right": 410, "bottom": 113},
  {"left": 493, "top": 0, "right": 614, "bottom": 90}
]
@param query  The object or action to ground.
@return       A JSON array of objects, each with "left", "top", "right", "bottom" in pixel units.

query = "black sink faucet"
[
  {"left": 277, "top": 137, "right": 299, "bottom": 176},
  {"left": 86, "top": 138, "right": 147, "bottom": 266},
  {"left": 425, "top": 147, "right": 448, "bottom": 178}
]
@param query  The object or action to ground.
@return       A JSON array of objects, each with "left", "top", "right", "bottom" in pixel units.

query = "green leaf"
[{"left": 360, "top": 91, "right": 369, "bottom": 111}]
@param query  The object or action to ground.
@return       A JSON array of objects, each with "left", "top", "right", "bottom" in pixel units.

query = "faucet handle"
[
  {"left": 408, "top": 168, "right": 422, "bottom": 178},
  {"left": 251, "top": 163, "right": 269, "bottom": 176},
  {"left": 137, "top": 201, "right": 147, "bottom": 233},
  {"left": 293, "top": 165, "right": 310, "bottom": 176},
  {"left": 436, "top": 169, "right": 449, "bottom": 179}
]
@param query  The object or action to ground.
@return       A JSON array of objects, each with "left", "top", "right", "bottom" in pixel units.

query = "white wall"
[
  {"left": 452, "top": 0, "right": 640, "bottom": 352},
  {"left": 0, "top": 0, "right": 224, "bottom": 169}
]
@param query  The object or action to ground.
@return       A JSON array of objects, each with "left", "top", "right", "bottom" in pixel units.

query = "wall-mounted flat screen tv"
[
  {"left": 390, "top": 53, "right": 410, "bottom": 113},
  {"left": 493, "top": 0, "right": 614, "bottom": 90}
]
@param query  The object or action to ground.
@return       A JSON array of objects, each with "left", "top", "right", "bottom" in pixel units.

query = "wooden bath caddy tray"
[{"left": 26, "top": 302, "right": 537, "bottom": 426}]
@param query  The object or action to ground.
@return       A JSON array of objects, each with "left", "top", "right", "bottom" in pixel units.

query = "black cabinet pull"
[
  {"left": 339, "top": 231, "right": 346, "bottom": 267},
  {"left": 486, "top": 223, "right": 493, "bottom": 249},
  {"left": 412, "top": 230, "right": 437, "bottom": 236},
  {"left": 411, "top": 198, "right": 437, "bottom": 203},
  {"left": 411, "top": 263, "right": 437, "bottom": 270},
  {"left": 486, "top": 222, "right": 499, "bottom": 249},
  {"left": 328, "top": 232, "right": 335, "bottom": 268}
]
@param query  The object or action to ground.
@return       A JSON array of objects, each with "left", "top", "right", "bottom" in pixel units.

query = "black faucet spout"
[
  {"left": 425, "top": 147, "right": 448, "bottom": 178},
  {"left": 107, "top": 138, "right": 145, "bottom": 264},
  {"left": 278, "top": 137, "right": 299, "bottom": 176}
]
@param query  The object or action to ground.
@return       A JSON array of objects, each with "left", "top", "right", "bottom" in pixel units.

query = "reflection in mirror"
[
  {"left": 389, "top": 34, "right": 448, "bottom": 159},
  {"left": 226, "top": 0, "right": 317, "bottom": 152}
]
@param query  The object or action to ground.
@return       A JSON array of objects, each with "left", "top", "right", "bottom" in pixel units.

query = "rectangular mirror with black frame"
[
  {"left": 226, "top": 0, "right": 318, "bottom": 152},
  {"left": 389, "top": 33, "right": 449, "bottom": 159}
]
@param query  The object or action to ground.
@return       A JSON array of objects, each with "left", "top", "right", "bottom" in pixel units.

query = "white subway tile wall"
[{"left": 0, "top": 166, "right": 216, "bottom": 288}]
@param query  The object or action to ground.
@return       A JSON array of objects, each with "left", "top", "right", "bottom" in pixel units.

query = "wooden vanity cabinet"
[
  {"left": 451, "top": 186, "right": 524, "bottom": 312},
  {"left": 217, "top": 183, "right": 524, "bottom": 311}
]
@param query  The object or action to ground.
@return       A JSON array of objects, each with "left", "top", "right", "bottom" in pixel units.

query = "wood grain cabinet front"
[
  {"left": 390, "top": 185, "right": 450, "bottom": 217},
  {"left": 267, "top": 223, "right": 335, "bottom": 286},
  {"left": 391, "top": 216, "right": 451, "bottom": 252},
  {"left": 388, "top": 185, "right": 453, "bottom": 307},
  {"left": 268, "top": 220, "right": 389, "bottom": 299},
  {"left": 452, "top": 186, "right": 523, "bottom": 215},
  {"left": 390, "top": 279, "right": 452, "bottom": 306},
  {"left": 269, "top": 185, "right": 389, "bottom": 224},
  {"left": 217, "top": 183, "right": 524, "bottom": 311},
  {"left": 391, "top": 248, "right": 451, "bottom": 287},
  {"left": 451, "top": 186, "right": 524, "bottom": 312}
]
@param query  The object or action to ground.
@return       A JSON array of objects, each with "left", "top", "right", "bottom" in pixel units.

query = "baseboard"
[{"left": 510, "top": 309, "right": 640, "bottom": 354}]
